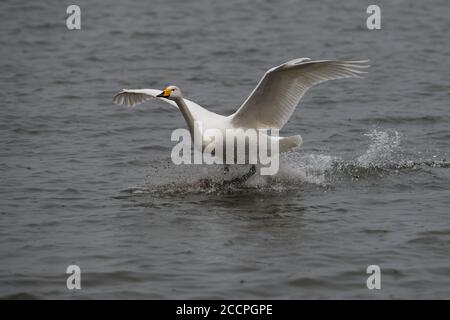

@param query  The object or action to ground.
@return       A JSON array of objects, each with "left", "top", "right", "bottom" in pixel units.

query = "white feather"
[
  {"left": 231, "top": 59, "right": 369, "bottom": 129},
  {"left": 112, "top": 58, "right": 369, "bottom": 153}
]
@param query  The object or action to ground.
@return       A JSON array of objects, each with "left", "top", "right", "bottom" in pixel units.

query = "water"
[{"left": 0, "top": 0, "right": 449, "bottom": 299}]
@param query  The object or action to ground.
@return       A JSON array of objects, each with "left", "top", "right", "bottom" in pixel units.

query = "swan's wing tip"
[
  {"left": 111, "top": 88, "right": 183, "bottom": 109},
  {"left": 112, "top": 89, "right": 151, "bottom": 107}
]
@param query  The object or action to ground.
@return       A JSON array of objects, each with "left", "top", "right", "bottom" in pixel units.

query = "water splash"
[
  {"left": 279, "top": 152, "right": 338, "bottom": 186},
  {"left": 277, "top": 128, "right": 404, "bottom": 185},
  {"left": 356, "top": 129, "right": 401, "bottom": 168},
  {"left": 121, "top": 129, "right": 448, "bottom": 196}
]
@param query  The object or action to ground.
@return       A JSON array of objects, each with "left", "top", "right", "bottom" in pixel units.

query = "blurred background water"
[{"left": 0, "top": 0, "right": 449, "bottom": 299}]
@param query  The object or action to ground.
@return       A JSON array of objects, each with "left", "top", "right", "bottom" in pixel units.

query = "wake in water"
[{"left": 122, "top": 129, "right": 449, "bottom": 196}]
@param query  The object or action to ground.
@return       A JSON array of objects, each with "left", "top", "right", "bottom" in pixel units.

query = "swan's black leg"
[{"left": 227, "top": 165, "right": 256, "bottom": 185}]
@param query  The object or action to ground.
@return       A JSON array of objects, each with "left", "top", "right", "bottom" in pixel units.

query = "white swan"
[{"left": 113, "top": 58, "right": 369, "bottom": 179}]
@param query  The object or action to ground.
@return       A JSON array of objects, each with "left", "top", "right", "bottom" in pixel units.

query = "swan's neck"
[{"left": 174, "top": 97, "right": 195, "bottom": 137}]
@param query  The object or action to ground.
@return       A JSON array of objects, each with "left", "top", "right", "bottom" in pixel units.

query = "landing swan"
[{"left": 113, "top": 58, "right": 369, "bottom": 178}]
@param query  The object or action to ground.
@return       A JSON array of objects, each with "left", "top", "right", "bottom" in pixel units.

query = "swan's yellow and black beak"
[{"left": 157, "top": 88, "right": 172, "bottom": 98}]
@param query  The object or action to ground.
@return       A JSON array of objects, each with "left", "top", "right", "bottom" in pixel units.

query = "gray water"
[{"left": 1, "top": 0, "right": 449, "bottom": 299}]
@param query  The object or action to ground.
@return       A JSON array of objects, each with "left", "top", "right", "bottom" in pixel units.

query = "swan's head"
[{"left": 157, "top": 85, "right": 182, "bottom": 100}]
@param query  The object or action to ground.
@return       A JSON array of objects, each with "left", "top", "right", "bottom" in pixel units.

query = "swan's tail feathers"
[{"left": 279, "top": 135, "right": 303, "bottom": 152}]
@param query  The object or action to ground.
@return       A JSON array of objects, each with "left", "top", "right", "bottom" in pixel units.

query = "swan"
[{"left": 113, "top": 58, "right": 369, "bottom": 180}]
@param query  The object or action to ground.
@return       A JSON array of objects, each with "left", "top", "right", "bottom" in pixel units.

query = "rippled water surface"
[{"left": 1, "top": 0, "right": 449, "bottom": 299}]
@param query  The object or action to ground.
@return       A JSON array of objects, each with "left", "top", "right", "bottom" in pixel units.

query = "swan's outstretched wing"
[
  {"left": 113, "top": 89, "right": 178, "bottom": 108},
  {"left": 113, "top": 88, "right": 220, "bottom": 120},
  {"left": 231, "top": 58, "right": 369, "bottom": 129}
]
